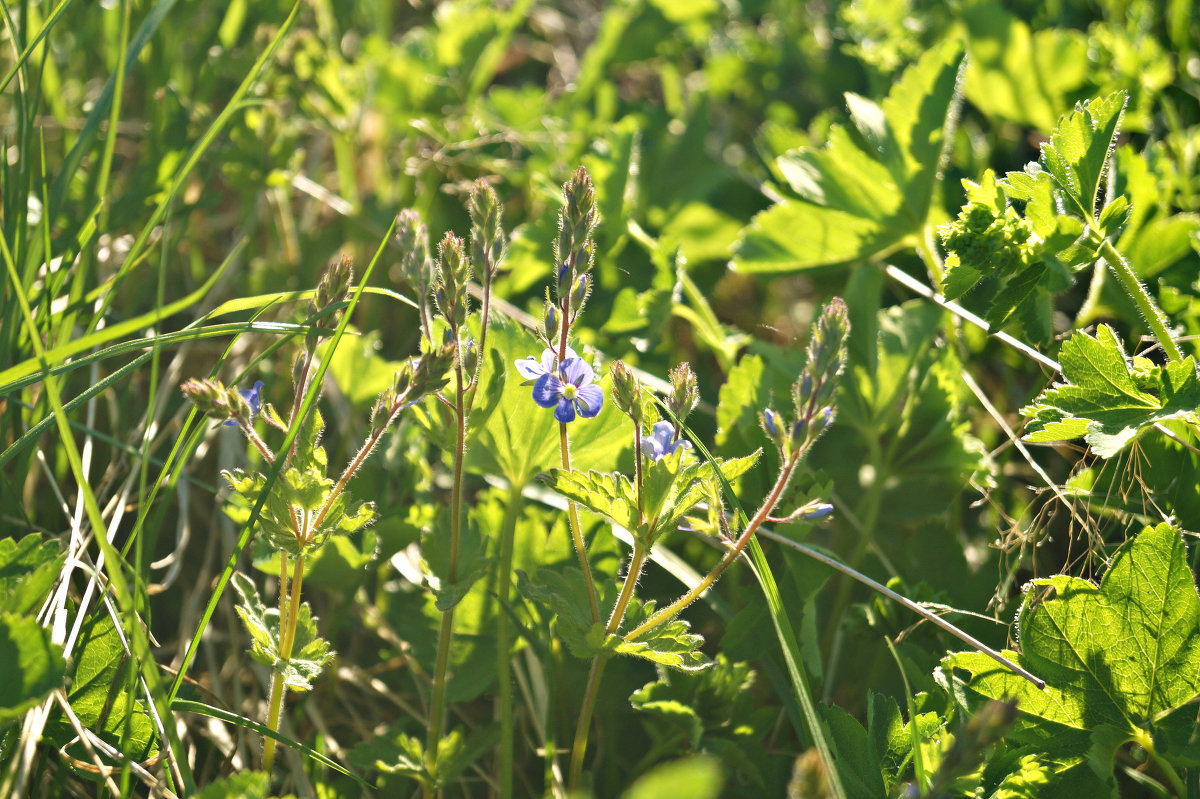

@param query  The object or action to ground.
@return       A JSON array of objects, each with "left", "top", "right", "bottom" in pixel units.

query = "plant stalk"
[
  {"left": 559, "top": 422, "right": 600, "bottom": 622},
  {"left": 425, "top": 362, "right": 468, "bottom": 797},
  {"left": 262, "top": 552, "right": 305, "bottom": 771},
  {"left": 495, "top": 483, "right": 526, "bottom": 799},
  {"left": 624, "top": 455, "right": 799, "bottom": 642},
  {"left": 1092, "top": 233, "right": 1183, "bottom": 361}
]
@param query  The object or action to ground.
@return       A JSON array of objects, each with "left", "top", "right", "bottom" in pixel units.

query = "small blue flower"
[
  {"left": 515, "top": 347, "right": 603, "bottom": 423},
  {"left": 225, "top": 380, "right": 265, "bottom": 426},
  {"left": 640, "top": 420, "right": 691, "bottom": 462},
  {"left": 514, "top": 347, "right": 576, "bottom": 383}
]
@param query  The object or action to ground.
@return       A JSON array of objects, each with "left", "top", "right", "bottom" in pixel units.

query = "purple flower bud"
[
  {"left": 224, "top": 381, "right": 265, "bottom": 426},
  {"left": 764, "top": 408, "right": 779, "bottom": 436}
]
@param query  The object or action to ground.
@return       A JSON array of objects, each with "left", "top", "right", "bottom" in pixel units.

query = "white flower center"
[{"left": 561, "top": 383, "right": 578, "bottom": 401}]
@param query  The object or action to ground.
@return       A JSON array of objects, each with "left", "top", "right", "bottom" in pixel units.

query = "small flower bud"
[
  {"left": 542, "top": 296, "right": 560, "bottom": 345},
  {"left": 553, "top": 167, "right": 599, "bottom": 302},
  {"left": 227, "top": 385, "right": 253, "bottom": 420},
  {"left": 468, "top": 179, "right": 506, "bottom": 279},
  {"left": 610, "top": 360, "right": 643, "bottom": 423},
  {"left": 462, "top": 338, "right": 478, "bottom": 376},
  {"left": 788, "top": 749, "right": 831, "bottom": 799},
  {"left": 434, "top": 232, "right": 472, "bottom": 328},
  {"left": 393, "top": 210, "right": 434, "bottom": 291},
  {"left": 667, "top": 363, "right": 699, "bottom": 425},
  {"left": 181, "top": 378, "right": 230, "bottom": 419},
  {"left": 569, "top": 273, "right": 590, "bottom": 317}
]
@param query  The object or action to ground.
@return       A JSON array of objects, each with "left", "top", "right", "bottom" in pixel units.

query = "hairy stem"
[
  {"left": 425, "top": 361, "right": 468, "bottom": 796},
  {"left": 262, "top": 553, "right": 305, "bottom": 772},
  {"left": 559, "top": 422, "right": 600, "bottom": 622},
  {"left": 495, "top": 483, "right": 526, "bottom": 799},
  {"left": 1092, "top": 233, "right": 1183, "bottom": 361},
  {"left": 625, "top": 454, "right": 799, "bottom": 642},
  {"left": 568, "top": 657, "right": 608, "bottom": 792}
]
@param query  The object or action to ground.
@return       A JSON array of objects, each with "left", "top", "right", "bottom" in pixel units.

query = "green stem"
[
  {"left": 263, "top": 553, "right": 305, "bottom": 772},
  {"left": 425, "top": 365, "right": 468, "bottom": 797},
  {"left": 560, "top": 422, "right": 600, "bottom": 622},
  {"left": 625, "top": 454, "right": 799, "bottom": 642},
  {"left": 569, "top": 544, "right": 649, "bottom": 791},
  {"left": 567, "top": 657, "right": 608, "bottom": 792},
  {"left": 495, "top": 483, "right": 526, "bottom": 799},
  {"left": 1092, "top": 233, "right": 1183, "bottom": 361}
]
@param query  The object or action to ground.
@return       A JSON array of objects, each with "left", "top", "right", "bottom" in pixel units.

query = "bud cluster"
[
  {"left": 307, "top": 255, "right": 353, "bottom": 350},
  {"left": 370, "top": 344, "right": 456, "bottom": 432},
  {"left": 666, "top": 364, "right": 699, "bottom": 429},
  {"left": 610, "top": 360, "right": 644, "bottom": 424},
  {"left": 468, "top": 180, "right": 507, "bottom": 281},
  {"left": 761, "top": 298, "right": 849, "bottom": 459},
  {"left": 434, "top": 232, "right": 473, "bottom": 331},
  {"left": 553, "top": 167, "right": 599, "bottom": 320},
  {"left": 394, "top": 210, "right": 436, "bottom": 341},
  {"left": 181, "top": 377, "right": 264, "bottom": 426}
]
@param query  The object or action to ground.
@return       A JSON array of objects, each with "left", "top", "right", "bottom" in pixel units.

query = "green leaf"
[
  {"left": 959, "top": 2, "right": 1089, "bottom": 132},
  {"left": 0, "top": 612, "right": 66, "bottom": 726},
  {"left": 1022, "top": 325, "right": 1200, "bottom": 457},
  {"left": 620, "top": 755, "right": 723, "bottom": 799},
  {"left": 352, "top": 725, "right": 498, "bottom": 790},
  {"left": 943, "top": 524, "right": 1200, "bottom": 778},
  {"left": 51, "top": 611, "right": 157, "bottom": 760},
  {"left": 0, "top": 534, "right": 64, "bottom": 616},
  {"left": 231, "top": 572, "right": 333, "bottom": 691},
  {"left": 1039, "top": 92, "right": 1127, "bottom": 221},
  {"left": 466, "top": 320, "right": 630, "bottom": 485},
  {"left": 617, "top": 597, "right": 711, "bottom": 672},
  {"left": 516, "top": 567, "right": 606, "bottom": 660},
  {"left": 733, "top": 40, "right": 964, "bottom": 272},
  {"left": 194, "top": 771, "right": 271, "bottom": 799}
]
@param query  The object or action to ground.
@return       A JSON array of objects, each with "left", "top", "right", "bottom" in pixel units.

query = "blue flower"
[
  {"left": 515, "top": 347, "right": 603, "bottom": 423},
  {"left": 225, "top": 380, "right": 264, "bottom": 426},
  {"left": 640, "top": 421, "right": 691, "bottom": 461}
]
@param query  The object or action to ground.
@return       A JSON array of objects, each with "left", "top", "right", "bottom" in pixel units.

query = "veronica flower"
[
  {"left": 225, "top": 380, "right": 265, "bottom": 426},
  {"left": 514, "top": 347, "right": 604, "bottom": 423},
  {"left": 641, "top": 420, "right": 691, "bottom": 462}
]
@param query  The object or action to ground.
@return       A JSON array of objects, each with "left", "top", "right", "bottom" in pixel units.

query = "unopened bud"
[
  {"left": 462, "top": 338, "right": 478, "bottom": 376},
  {"left": 553, "top": 167, "right": 599, "bottom": 301},
  {"left": 435, "top": 232, "right": 472, "bottom": 328},
  {"left": 610, "top": 361, "right": 643, "bottom": 423},
  {"left": 543, "top": 297, "right": 560, "bottom": 345},
  {"left": 468, "top": 179, "right": 506, "bottom": 278},
  {"left": 667, "top": 363, "right": 699, "bottom": 425},
  {"left": 181, "top": 378, "right": 230, "bottom": 419},
  {"left": 787, "top": 749, "right": 831, "bottom": 799},
  {"left": 312, "top": 254, "right": 353, "bottom": 326},
  {"left": 569, "top": 273, "right": 590, "bottom": 317}
]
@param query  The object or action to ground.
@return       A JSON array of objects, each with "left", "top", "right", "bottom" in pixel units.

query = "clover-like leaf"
[
  {"left": 943, "top": 524, "right": 1200, "bottom": 781},
  {"left": 1022, "top": 325, "right": 1200, "bottom": 457},
  {"left": 733, "top": 40, "right": 964, "bottom": 272}
]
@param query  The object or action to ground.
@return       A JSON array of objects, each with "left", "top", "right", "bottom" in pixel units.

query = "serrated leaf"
[
  {"left": 1021, "top": 325, "right": 1200, "bottom": 457},
  {"left": 466, "top": 321, "right": 630, "bottom": 485},
  {"left": 618, "top": 598, "right": 711, "bottom": 672},
  {"left": 1039, "top": 92, "right": 1127, "bottom": 221},
  {"left": 943, "top": 524, "right": 1200, "bottom": 776},
  {"left": 0, "top": 612, "right": 66, "bottom": 725},
  {"left": 51, "top": 611, "right": 157, "bottom": 760},
  {"left": 352, "top": 725, "right": 498, "bottom": 790},
  {"left": 0, "top": 534, "right": 64, "bottom": 616},
  {"left": 516, "top": 567, "right": 605, "bottom": 660},
  {"left": 1096, "top": 195, "right": 1130, "bottom": 238},
  {"left": 733, "top": 40, "right": 964, "bottom": 272},
  {"left": 231, "top": 572, "right": 332, "bottom": 691}
]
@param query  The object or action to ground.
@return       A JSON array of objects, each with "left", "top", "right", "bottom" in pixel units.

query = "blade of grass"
[
  {"left": 172, "top": 699, "right": 370, "bottom": 787},
  {"left": 0, "top": 207, "right": 195, "bottom": 795}
]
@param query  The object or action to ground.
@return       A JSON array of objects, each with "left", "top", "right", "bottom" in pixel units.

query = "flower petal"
[
  {"left": 539, "top": 348, "right": 560, "bottom": 374},
  {"left": 554, "top": 398, "right": 577, "bottom": 423},
  {"left": 561, "top": 356, "right": 594, "bottom": 387},
  {"left": 515, "top": 356, "right": 547, "bottom": 381},
  {"left": 640, "top": 436, "right": 664, "bottom": 460},
  {"left": 532, "top": 375, "right": 562, "bottom": 408},
  {"left": 575, "top": 384, "right": 604, "bottom": 418}
]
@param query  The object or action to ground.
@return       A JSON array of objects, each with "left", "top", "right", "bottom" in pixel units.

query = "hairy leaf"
[
  {"left": 943, "top": 524, "right": 1200, "bottom": 780},
  {"left": 733, "top": 40, "right": 964, "bottom": 272},
  {"left": 232, "top": 572, "right": 333, "bottom": 691},
  {"left": 1022, "top": 326, "right": 1200, "bottom": 457}
]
